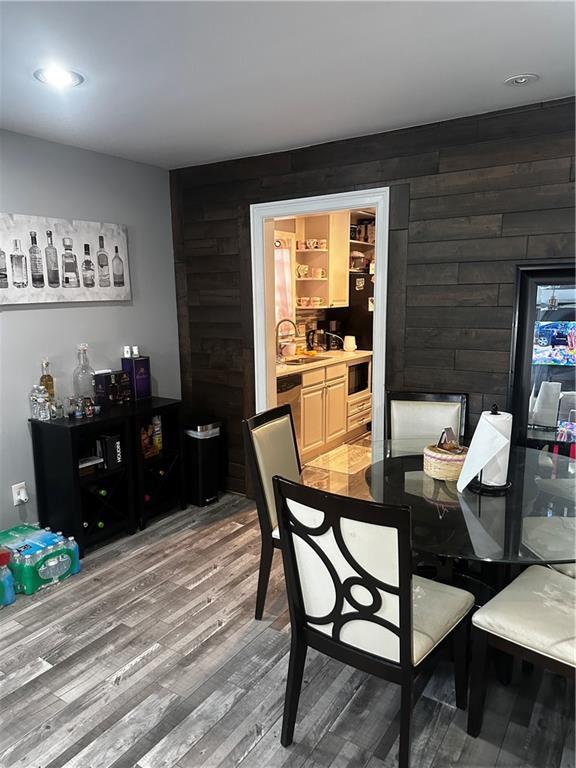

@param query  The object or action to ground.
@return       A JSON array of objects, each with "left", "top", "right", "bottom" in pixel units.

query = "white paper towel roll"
[
  {"left": 456, "top": 410, "right": 513, "bottom": 491},
  {"left": 532, "top": 382, "right": 561, "bottom": 427}
]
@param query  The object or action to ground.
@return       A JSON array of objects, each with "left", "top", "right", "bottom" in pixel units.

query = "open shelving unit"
[{"left": 31, "top": 397, "right": 185, "bottom": 555}]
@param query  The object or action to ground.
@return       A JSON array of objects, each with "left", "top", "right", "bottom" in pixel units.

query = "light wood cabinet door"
[
  {"left": 301, "top": 385, "right": 325, "bottom": 453},
  {"left": 325, "top": 377, "right": 347, "bottom": 443},
  {"left": 328, "top": 211, "right": 350, "bottom": 308}
]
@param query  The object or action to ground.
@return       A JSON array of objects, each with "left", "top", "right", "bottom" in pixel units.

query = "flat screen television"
[{"left": 532, "top": 321, "right": 576, "bottom": 366}]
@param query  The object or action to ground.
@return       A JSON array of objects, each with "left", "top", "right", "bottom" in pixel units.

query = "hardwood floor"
[{"left": 0, "top": 494, "right": 572, "bottom": 768}]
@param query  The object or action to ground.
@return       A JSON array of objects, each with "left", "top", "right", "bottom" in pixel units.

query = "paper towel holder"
[{"left": 468, "top": 403, "right": 512, "bottom": 496}]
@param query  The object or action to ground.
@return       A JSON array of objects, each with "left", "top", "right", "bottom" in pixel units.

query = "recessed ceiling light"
[
  {"left": 33, "top": 66, "right": 84, "bottom": 89},
  {"left": 504, "top": 73, "right": 540, "bottom": 87}
]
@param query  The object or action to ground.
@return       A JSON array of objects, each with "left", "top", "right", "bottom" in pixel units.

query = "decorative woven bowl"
[{"left": 423, "top": 444, "right": 468, "bottom": 482}]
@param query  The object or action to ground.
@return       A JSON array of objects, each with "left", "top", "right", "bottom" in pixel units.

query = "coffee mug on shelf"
[
  {"left": 305, "top": 239, "right": 318, "bottom": 250},
  {"left": 297, "top": 296, "right": 311, "bottom": 307},
  {"left": 311, "top": 267, "right": 326, "bottom": 279},
  {"left": 317, "top": 239, "right": 328, "bottom": 250},
  {"left": 311, "top": 296, "right": 323, "bottom": 307},
  {"left": 343, "top": 335, "right": 357, "bottom": 351},
  {"left": 296, "top": 263, "right": 309, "bottom": 278}
]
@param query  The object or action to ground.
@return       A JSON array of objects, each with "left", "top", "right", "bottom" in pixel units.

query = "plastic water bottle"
[
  {"left": 0, "top": 549, "right": 15, "bottom": 607},
  {"left": 67, "top": 537, "right": 81, "bottom": 575}
]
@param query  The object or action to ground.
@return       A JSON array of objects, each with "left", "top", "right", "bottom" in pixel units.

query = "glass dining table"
[{"left": 301, "top": 439, "right": 576, "bottom": 568}]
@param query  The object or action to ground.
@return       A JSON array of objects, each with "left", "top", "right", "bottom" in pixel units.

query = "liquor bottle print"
[
  {"left": 45, "top": 230, "right": 60, "bottom": 287},
  {"left": 0, "top": 245, "right": 8, "bottom": 288},
  {"left": 112, "top": 246, "right": 125, "bottom": 287},
  {"left": 29, "top": 232, "right": 45, "bottom": 288},
  {"left": 96, "top": 235, "right": 110, "bottom": 287},
  {"left": 82, "top": 244, "right": 95, "bottom": 287},
  {"left": 61, "top": 237, "right": 80, "bottom": 288},
  {"left": 10, "top": 239, "right": 28, "bottom": 288}
]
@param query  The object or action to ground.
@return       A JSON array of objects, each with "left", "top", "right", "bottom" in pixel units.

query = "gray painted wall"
[{"left": 0, "top": 130, "right": 180, "bottom": 528}]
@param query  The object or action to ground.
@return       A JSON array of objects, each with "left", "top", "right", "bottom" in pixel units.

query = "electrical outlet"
[{"left": 12, "top": 482, "right": 29, "bottom": 506}]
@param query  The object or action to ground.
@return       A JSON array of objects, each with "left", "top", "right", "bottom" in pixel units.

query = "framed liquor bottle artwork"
[{"left": 0, "top": 212, "right": 131, "bottom": 305}]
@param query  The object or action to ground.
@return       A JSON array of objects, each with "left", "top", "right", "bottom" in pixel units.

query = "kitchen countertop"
[{"left": 276, "top": 349, "right": 372, "bottom": 378}]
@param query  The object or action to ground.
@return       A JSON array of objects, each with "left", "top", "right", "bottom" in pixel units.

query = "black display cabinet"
[
  {"left": 132, "top": 398, "right": 185, "bottom": 528},
  {"left": 31, "top": 397, "right": 184, "bottom": 555}
]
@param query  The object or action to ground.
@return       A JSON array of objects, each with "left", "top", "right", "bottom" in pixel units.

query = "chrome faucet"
[{"left": 276, "top": 318, "right": 298, "bottom": 362}]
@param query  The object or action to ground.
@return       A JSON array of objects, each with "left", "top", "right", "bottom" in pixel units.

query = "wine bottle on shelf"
[
  {"left": 29, "top": 232, "right": 45, "bottom": 288},
  {"left": 39, "top": 360, "right": 55, "bottom": 399},
  {"left": 45, "top": 230, "right": 60, "bottom": 287},
  {"left": 87, "top": 485, "right": 108, "bottom": 498}
]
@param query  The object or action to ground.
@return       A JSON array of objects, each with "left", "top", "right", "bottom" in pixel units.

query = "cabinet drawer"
[
  {"left": 347, "top": 394, "right": 372, "bottom": 418},
  {"left": 325, "top": 363, "right": 347, "bottom": 381},
  {"left": 347, "top": 411, "right": 371, "bottom": 431},
  {"left": 302, "top": 367, "right": 325, "bottom": 388}
]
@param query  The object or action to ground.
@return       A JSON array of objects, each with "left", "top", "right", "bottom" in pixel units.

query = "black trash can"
[{"left": 184, "top": 420, "right": 221, "bottom": 506}]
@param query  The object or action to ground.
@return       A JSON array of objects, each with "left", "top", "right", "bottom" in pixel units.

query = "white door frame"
[{"left": 250, "top": 187, "right": 390, "bottom": 446}]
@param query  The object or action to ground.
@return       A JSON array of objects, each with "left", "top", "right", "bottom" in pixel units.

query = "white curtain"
[{"left": 274, "top": 238, "right": 294, "bottom": 326}]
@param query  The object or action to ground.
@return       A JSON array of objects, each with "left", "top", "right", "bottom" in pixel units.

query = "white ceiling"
[{"left": 1, "top": 1, "right": 574, "bottom": 170}]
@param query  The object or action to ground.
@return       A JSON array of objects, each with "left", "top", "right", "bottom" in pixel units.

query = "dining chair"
[
  {"left": 386, "top": 392, "right": 467, "bottom": 453},
  {"left": 467, "top": 564, "right": 576, "bottom": 737},
  {"left": 242, "top": 404, "right": 301, "bottom": 620},
  {"left": 273, "top": 476, "right": 475, "bottom": 768}
]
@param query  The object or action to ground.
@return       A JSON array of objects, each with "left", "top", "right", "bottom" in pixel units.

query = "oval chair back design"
[{"left": 273, "top": 477, "right": 413, "bottom": 668}]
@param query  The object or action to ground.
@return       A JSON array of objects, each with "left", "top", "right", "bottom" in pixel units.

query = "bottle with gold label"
[{"left": 39, "top": 360, "right": 55, "bottom": 399}]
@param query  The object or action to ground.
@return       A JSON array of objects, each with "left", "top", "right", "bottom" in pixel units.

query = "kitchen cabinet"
[
  {"left": 327, "top": 211, "right": 350, "bottom": 308},
  {"left": 325, "top": 377, "right": 347, "bottom": 442},
  {"left": 301, "top": 384, "right": 325, "bottom": 453}
]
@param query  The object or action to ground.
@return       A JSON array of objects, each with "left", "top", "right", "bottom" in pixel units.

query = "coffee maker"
[{"left": 317, "top": 320, "right": 343, "bottom": 350}]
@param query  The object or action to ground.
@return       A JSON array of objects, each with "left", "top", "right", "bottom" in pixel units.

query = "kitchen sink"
[{"left": 284, "top": 356, "right": 330, "bottom": 366}]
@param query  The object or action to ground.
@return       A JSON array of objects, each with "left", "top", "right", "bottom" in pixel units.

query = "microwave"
[{"left": 348, "top": 361, "right": 370, "bottom": 396}]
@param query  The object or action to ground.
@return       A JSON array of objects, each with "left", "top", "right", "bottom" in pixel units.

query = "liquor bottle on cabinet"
[
  {"left": 96, "top": 236, "right": 110, "bottom": 288},
  {"left": 112, "top": 246, "right": 125, "bottom": 287},
  {"left": 29, "top": 232, "right": 45, "bottom": 288},
  {"left": 0, "top": 246, "right": 7, "bottom": 288},
  {"left": 61, "top": 238, "right": 80, "bottom": 288},
  {"left": 72, "top": 343, "right": 95, "bottom": 399},
  {"left": 82, "top": 244, "right": 95, "bottom": 288},
  {"left": 40, "top": 360, "right": 55, "bottom": 399},
  {"left": 10, "top": 239, "right": 27, "bottom": 288},
  {"left": 45, "top": 231, "right": 60, "bottom": 288}
]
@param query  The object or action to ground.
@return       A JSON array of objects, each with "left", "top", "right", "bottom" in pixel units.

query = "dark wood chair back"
[{"left": 273, "top": 476, "right": 413, "bottom": 680}]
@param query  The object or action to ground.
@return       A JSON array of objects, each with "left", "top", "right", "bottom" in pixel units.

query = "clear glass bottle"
[
  {"left": 29, "top": 231, "right": 45, "bottom": 288},
  {"left": 45, "top": 230, "right": 60, "bottom": 288},
  {"left": 10, "top": 239, "right": 27, "bottom": 288},
  {"left": 96, "top": 235, "right": 110, "bottom": 287},
  {"left": 82, "top": 244, "right": 95, "bottom": 288},
  {"left": 72, "top": 343, "right": 95, "bottom": 398},
  {"left": 36, "top": 392, "right": 50, "bottom": 421},
  {"left": 61, "top": 238, "right": 80, "bottom": 288},
  {"left": 112, "top": 246, "right": 125, "bottom": 287},
  {"left": 29, "top": 385, "right": 41, "bottom": 419},
  {"left": 0, "top": 246, "right": 8, "bottom": 288},
  {"left": 40, "top": 360, "right": 55, "bottom": 399}
]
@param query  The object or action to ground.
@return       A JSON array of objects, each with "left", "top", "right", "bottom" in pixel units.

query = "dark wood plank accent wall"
[{"left": 170, "top": 98, "right": 575, "bottom": 492}]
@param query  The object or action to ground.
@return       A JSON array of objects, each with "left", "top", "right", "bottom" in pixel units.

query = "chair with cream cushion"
[
  {"left": 386, "top": 392, "right": 467, "bottom": 454},
  {"left": 273, "top": 477, "right": 474, "bottom": 768},
  {"left": 243, "top": 405, "right": 301, "bottom": 619},
  {"left": 467, "top": 564, "right": 576, "bottom": 737}
]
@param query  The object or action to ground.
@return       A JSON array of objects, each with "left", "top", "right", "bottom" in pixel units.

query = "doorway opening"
[{"left": 250, "top": 188, "right": 390, "bottom": 464}]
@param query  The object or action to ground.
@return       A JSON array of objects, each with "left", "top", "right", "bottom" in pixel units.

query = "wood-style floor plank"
[{"left": 0, "top": 493, "right": 571, "bottom": 768}]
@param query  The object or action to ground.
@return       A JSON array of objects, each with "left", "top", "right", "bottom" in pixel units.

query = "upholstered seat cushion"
[
  {"left": 412, "top": 576, "right": 474, "bottom": 665},
  {"left": 472, "top": 565, "right": 576, "bottom": 667}
]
